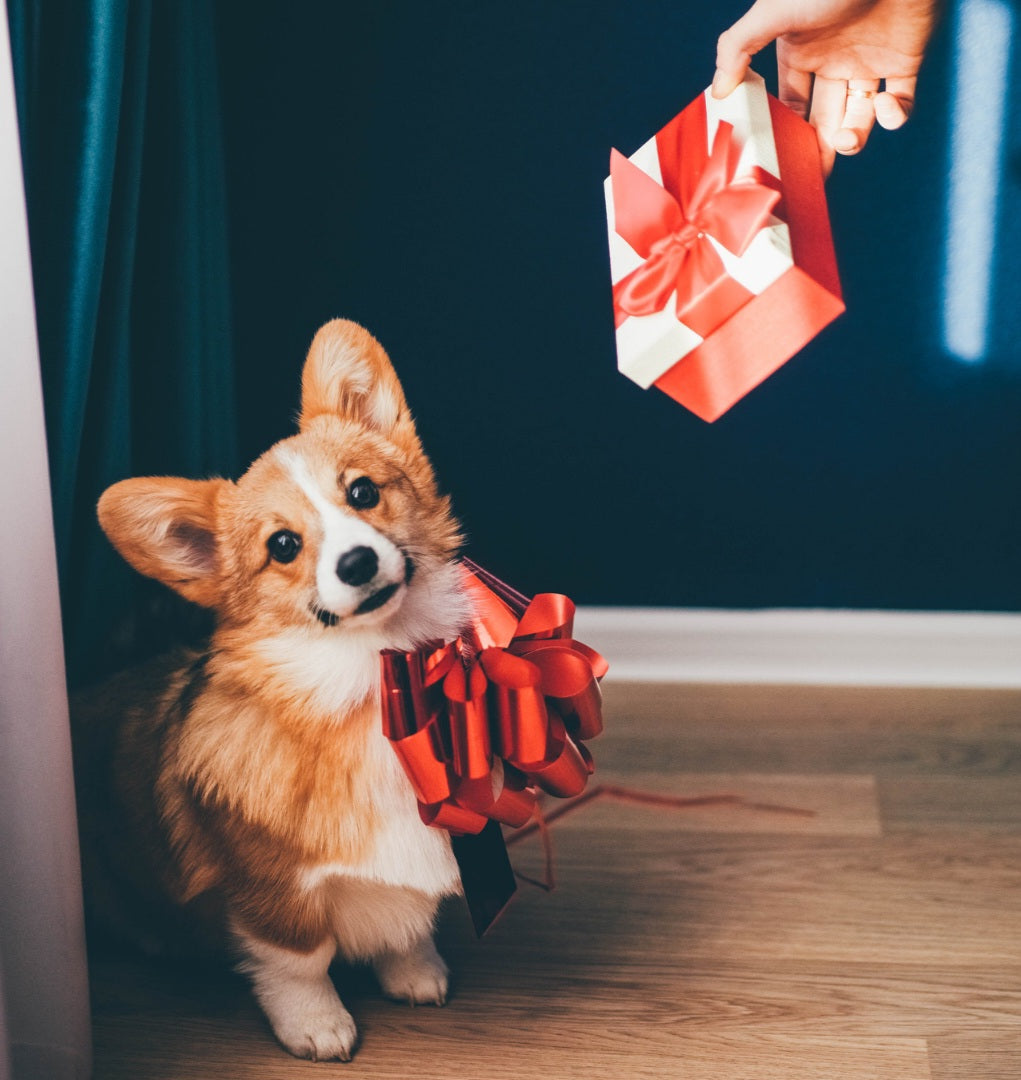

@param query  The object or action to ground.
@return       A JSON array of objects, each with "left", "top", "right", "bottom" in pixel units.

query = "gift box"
[
  {"left": 605, "top": 71, "right": 844, "bottom": 422},
  {"left": 380, "top": 560, "right": 607, "bottom": 933}
]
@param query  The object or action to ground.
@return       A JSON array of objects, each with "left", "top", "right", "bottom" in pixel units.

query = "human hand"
[{"left": 713, "top": 0, "right": 940, "bottom": 174}]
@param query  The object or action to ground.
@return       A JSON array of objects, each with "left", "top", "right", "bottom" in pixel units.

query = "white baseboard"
[{"left": 573, "top": 607, "right": 1021, "bottom": 688}]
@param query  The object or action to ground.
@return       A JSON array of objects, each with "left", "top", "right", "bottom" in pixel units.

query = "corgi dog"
[{"left": 78, "top": 320, "right": 474, "bottom": 1061}]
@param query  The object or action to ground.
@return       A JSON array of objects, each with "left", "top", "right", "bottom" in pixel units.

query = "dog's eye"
[
  {"left": 346, "top": 476, "right": 380, "bottom": 510},
  {"left": 267, "top": 529, "right": 302, "bottom": 564}
]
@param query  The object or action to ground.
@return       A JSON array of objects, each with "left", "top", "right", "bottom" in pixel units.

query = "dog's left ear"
[
  {"left": 299, "top": 320, "right": 418, "bottom": 446},
  {"left": 97, "top": 476, "right": 231, "bottom": 608}
]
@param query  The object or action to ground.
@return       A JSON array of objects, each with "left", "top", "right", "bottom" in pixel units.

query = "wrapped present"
[
  {"left": 380, "top": 560, "right": 607, "bottom": 933},
  {"left": 605, "top": 71, "right": 845, "bottom": 422}
]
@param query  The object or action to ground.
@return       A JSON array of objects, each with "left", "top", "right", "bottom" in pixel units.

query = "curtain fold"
[{"left": 8, "top": 0, "right": 237, "bottom": 687}]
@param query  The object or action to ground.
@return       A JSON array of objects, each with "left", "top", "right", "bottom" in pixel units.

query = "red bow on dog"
[{"left": 381, "top": 561, "right": 607, "bottom": 835}]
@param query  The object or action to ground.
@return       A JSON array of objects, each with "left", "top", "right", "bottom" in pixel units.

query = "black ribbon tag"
[{"left": 451, "top": 819, "right": 516, "bottom": 936}]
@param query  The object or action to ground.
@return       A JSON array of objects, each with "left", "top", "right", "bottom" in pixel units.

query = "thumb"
[{"left": 713, "top": 0, "right": 788, "bottom": 97}]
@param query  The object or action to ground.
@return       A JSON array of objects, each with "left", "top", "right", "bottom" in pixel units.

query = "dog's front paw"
[
  {"left": 374, "top": 937, "right": 449, "bottom": 1006},
  {"left": 272, "top": 1000, "right": 358, "bottom": 1063}
]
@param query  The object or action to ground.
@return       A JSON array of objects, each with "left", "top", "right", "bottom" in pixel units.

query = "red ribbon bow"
[
  {"left": 381, "top": 561, "right": 607, "bottom": 835},
  {"left": 611, "top": 118, "right": 780, "bottom": 329}
]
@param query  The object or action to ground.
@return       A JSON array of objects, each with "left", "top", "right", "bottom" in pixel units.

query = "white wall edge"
[
  {"left": 573, "top": 607, "right": 1021, "bottom": 688},
  {"left": 0, "top": 4, "right": 92, "bottom": 1076}
]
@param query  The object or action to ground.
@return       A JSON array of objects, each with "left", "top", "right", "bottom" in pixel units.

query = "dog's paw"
[
  {"left": 272, "top": 1001, "right": 358, "bottom": 1063},
  {"left": 374, "top": 938, "right": 449, "bottom": 1006}
]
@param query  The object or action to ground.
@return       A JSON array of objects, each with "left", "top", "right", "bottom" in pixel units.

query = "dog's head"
[{"left": 98, "top": 321, "right": 465, "bottom": 649}]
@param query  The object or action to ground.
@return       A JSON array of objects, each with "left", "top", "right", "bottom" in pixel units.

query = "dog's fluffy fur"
[{"left": 74, "top": 321, "right": 473, "bottom": 1061}]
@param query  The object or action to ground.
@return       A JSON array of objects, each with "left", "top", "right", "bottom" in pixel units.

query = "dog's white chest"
[{"left": 300, "top": 728, "right": 461, "bottom": 898}]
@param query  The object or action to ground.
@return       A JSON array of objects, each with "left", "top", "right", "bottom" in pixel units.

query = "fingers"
[
  {"left": 713, "top": 1, "right": 920, "bottom": 176},
  {"left": 834, "top": 78, "right": 880, "bottom": 155},
  {"left": 713, "top": 0, "right": 790, "bottom": 99},
  {"left": 807, "top": 75, "right": 847, "bottom": 176},
  {"left": 874, "top": 76, "right": 917, "bottom": 129},
  {"left": 808, "top": 76, "right": 889, "bottom": 175},
  {"left": 777, "top": 53, "right": 813, "bottom": 120},
  {"left": 711, "top": 53, "right": 752, "bottom": 100}
]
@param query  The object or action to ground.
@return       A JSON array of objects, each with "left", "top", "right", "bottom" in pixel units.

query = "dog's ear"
[
  {"left": 298, "top": 320, "right": 418, "bottom": 446},
  {"left": 97, "top": 477, "right": 231, "bottom": 608}
]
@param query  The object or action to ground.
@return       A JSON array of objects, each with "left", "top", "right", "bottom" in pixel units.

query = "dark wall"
[{"left": 214, "top": 1, "right": 1021, "bottom": 611}]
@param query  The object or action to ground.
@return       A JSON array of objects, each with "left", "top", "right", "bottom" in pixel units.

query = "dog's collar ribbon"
[{"left": 380, "top": 561, "right": 606, "bottom": 836}]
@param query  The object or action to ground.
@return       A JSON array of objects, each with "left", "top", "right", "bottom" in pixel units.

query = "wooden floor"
[{"left": 90, "top": 682, "right": 1021, "bottom": 1079}]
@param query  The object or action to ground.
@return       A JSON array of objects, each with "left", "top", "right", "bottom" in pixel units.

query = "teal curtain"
[{"left": 8, "top": 0, "right": 237, "bottom": 686}]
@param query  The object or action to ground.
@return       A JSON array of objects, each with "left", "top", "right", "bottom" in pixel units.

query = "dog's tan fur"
[{"left": 75, "top": 321, "right": 472, "bottom": 1060}]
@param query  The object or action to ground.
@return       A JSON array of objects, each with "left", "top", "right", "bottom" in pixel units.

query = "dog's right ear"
[
  {"left": 298, "top": 319, "right": 419, "bottom": 449},
  {"left": 97, "top": 477, "right": 231, "bottom": 608}
]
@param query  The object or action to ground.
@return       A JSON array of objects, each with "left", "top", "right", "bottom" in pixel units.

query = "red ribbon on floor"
[
  {"left": 381, "top": 561, "right": 607, "bottom": 835},
  {"left": 611, "top": 116, "right": 780, "bottom": 336}
]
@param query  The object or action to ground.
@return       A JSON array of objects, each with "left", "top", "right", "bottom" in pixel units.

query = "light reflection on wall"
[{"left": 942, "top": 0, "right": 1014, "bottom": 363}]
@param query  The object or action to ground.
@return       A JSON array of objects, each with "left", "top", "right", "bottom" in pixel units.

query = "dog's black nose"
[{"left": 336, "top": 545, "right": 378, "bottom": 586}]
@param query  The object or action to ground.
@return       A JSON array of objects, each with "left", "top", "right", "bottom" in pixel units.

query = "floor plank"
[
  {"left": 598, "top": 683, "right": 1021, "bottom": 779},
  {"left": 928, "top": 1036, "right": 1021, "bottom": 1080},
  {"left": 95, "top": 1011, "right": 936, "bottom": 1080},
  {"left": 505, "top": 833, "right": 1021, "bottom": 968}
]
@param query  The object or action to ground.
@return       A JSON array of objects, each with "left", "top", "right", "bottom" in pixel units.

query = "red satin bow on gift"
[
  {"left": 381, "top": 561, "right": 608, "bottom": 835},
  {"left": 611, "top": 119, "right": 780, "bottom": 323}
]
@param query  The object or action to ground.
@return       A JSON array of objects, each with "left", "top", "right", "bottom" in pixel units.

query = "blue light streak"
[{"left": 941, "top": 0, "right": 1014, "bottom": 363}]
